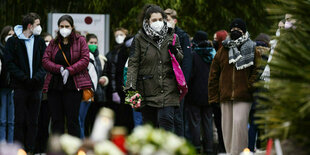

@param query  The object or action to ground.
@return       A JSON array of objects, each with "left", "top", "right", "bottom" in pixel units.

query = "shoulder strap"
[{"left": 58, "top": 43, "right": 71, "bottom": 66}]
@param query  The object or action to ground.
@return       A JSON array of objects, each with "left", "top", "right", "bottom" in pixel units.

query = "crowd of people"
[{"left": 0, "top": 4, "right": 296, "bottom": 155}]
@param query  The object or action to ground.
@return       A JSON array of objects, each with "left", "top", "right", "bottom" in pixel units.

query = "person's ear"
[
  {"left": 27, "top": 23, "right": 32, "bottom": 30},
  {"left": 174, "top": 19, "right": 178, "bottom": 24}
]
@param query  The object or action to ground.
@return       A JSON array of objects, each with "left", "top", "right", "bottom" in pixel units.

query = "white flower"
[
  {"left": 140, "top": 144, "right": 156, "bottom": 155},
  {"left": 59, "top": 134, "right": 82, "bottom": 155},
  {"left": 131, "top": 125, "right": 153, "bottom": 141},
  {"left": 153, "top": 149, "right": 171, "bottom": 155},
  {"left": 162, "top": 133, "right": 184, "bottom": 153},
  {"left": 94, "top": 140, "right": 124, "bottom": 155},
  {"left": 149, "top": 130, "right": 165, "bottom": 145}
]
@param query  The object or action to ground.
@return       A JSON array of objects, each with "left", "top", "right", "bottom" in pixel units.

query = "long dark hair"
[
  {"left": 139, "top": 4, "right": 167, "bottom": 26},
  {"left": 55, "top": 15, "right": 77, "bottom": 45},
  {"left": 0, "top": 25, "right": 13, "bottom": 46}
]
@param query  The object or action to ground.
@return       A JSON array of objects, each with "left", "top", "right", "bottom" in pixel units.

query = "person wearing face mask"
[
  {"left": 213, "top": 30, "right": 228, "bottom": 52},
  {"left": 4, "top": 13, "right": 46, "bottom": 153},
  {"left": 42, "top": 15, "right": 92, "bottom": 138},
  {"left": 79, "top": 33, "right": 109, "bottom": 138},
  {"left": 284, "top": 14, "right": 296, "bottom": 29},
  {"left": 0, "top": 25, "right": 15, "bottom": 144},
  {"left": 105, "top": 28, "right": 134, "bottom": 132},
  {"left": 42, "top": 32, "right": 53, "bottom": 47},
  {"left": 125, "top": 4, "right": 183, "bottom": 133},
  {"left": 164, "top": 8, "right": 192, "bottom": 137},
  {"left": 208, "top": 18, "right": 260, "bottom": 155}
]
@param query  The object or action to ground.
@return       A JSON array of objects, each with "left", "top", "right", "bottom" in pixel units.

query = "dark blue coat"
[
  {"left": 175, "top": 26, "right": 192, "bottom": 83},
  {"left": 186, "top": 49, "right": 212, "bottom": 105}
]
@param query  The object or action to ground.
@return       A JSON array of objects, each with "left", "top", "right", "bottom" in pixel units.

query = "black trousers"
[
  {"left": 35, "top": 99, "right": 50, "bottom": 153},
  {"left": 47, "top": 89, "right": 82, "bottom": 137},
  {"left": 106, "top": 102, "right": 134, "bottom": 133},
  {"left": 212, "top": 103, "right": 226, "bottom": 153},
  {"left": 14, "top": 89, "right": 42, "bottom": 152},
  {"left": 186, "top": 104, "right": 213, "bottom": 153}
]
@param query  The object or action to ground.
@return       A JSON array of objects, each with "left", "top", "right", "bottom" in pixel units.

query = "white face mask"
[
  {"left": 5, "top": 35, "right": 13, "bottom": 42},
  {"left": 32, "top": 25, "right": 42, "bottom": 35},
  {"left": 115, "top": 35, "right": 125, "bottom": 44},
  {"left": 276, "top": 29, "right": 280, "bottom": 37},
  {"left": 167, "top": 22, "right": 172, "bottom": 28},
  {"left": 45, "top": 42, "right": 50, "bottom": 46},
  {"left": 60, "top": 28, "right": 72, "bottom": 38},
  {"left": 150, "top": 21, "right": 164, "bottom": 32}
]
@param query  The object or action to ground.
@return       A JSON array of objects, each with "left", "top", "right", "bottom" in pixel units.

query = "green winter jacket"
[{"left": 125, "top": 29, "right": 183, "bottom": 108}]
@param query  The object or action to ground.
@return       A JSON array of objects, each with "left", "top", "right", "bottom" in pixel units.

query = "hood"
[{"left": 14, "top": 25, "right": 31, "bottom": 40}]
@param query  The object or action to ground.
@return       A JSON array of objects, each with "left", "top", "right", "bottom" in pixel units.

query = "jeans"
[
  {"left": 14, "top": 89, "right": 41, "bottom": 152},
  {"left": 132, "top": 110, "right": 143, "bottom": 127},
  {"left": 79, "top": 101, "right": 91, "bottom": 139},
  {"left": 141, "top": 105, "right": 181, "bottom": 134},
  {"left": 175, "top": 99, "right": 185, "bottom": 137},
  {"left": 0, "top": 88, "right": 14, "bottom": 143}
]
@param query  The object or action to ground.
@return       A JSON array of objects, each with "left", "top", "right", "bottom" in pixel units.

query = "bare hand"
[{"left": 99, "top": 78, "right": 106, "bottom": 85}]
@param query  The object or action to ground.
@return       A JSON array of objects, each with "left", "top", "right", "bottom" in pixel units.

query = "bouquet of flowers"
[{"left": 125, "top": 90, "right": 143, "bottom": 109}]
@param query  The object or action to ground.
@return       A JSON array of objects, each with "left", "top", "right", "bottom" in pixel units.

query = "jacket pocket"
[{"left": 137, "top": 74, "right": 159, "bottom": 97}]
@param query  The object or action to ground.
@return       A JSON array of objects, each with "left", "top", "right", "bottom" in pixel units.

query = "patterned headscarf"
[{"left": 143, "top": 19, "right": 168, "bottom": 47}]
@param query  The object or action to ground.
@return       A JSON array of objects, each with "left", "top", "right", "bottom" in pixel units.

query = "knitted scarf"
[
  {"left": 222, "top": 32, "right": 256, "bottom": 70},
  {"left": 194, "top": 47, "right": 216, "bottom": 64},
  {"left": 143, "top": 19, "right": 168, "bottom": 47}
]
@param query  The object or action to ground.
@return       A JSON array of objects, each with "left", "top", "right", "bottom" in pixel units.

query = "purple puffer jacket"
[{"left": 42, "top": 33, "right": 92, "bottom": 92}]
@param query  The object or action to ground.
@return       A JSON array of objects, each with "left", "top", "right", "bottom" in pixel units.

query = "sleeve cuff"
[{"left": 100, "top": 76, "right": 109, "bottom": 86}]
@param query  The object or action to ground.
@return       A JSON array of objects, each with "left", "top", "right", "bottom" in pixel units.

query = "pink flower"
[
  {"left": 137, "top": 101, "right": 141, "bottom": 107},
  {"left": 133, "top": 101, "right": 136, "bottom": 104},
  {"left": 136, "top": 94, "right": 140, "bottom": 97},
  {"left": 138, "top": 99, "right": 141, "bottom": 102},
  {"left": 129, "top": 99, "right": 132, "bottom": 102}
]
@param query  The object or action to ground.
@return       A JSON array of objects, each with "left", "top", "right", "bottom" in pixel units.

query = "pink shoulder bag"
[{"left": 168, "top": 34, "right": 188, "bottom": 101}]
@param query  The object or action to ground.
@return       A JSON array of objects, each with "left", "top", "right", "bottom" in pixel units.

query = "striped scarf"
[{"left": 222, "top": 32, "right": 256, "bottom": 70}]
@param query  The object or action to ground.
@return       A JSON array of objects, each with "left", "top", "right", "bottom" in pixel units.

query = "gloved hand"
[
  {"left": 61, "top": 69, "right": 69, "bottom": 84},
  {"left": 112, "top": 92, "right": 121, "bottom": 104},
  {"left": 168, "top": 43, "right": 178, "bottom": 55},
  {"left": 60, "top": 66, "right": 64, "bottom": 73}
]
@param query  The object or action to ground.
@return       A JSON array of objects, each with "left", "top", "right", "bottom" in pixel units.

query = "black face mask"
[
  {"left": 212, "top": 40, "right": 218, "bottom": 50},
  {"left": 230, "top": 30, "right": 243, "bottom": 40}
]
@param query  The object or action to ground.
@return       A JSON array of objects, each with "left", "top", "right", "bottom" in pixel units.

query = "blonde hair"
[
  {"left": 114, "top": 27, "right": 128, "bottom": 35},
  {"left": 164, "top": 8, "right": 178, "bottom": 19}
]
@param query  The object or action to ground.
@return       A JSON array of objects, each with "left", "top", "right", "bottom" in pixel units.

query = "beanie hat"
[
  {"left": 254, "top": 33, "right": 270, "bottom": 44},
  {"left": 229, "top": 18, "right": 247, "bottom": 33},
  {"left": 192, "top": 31, "right": 208, "bottom": 44},
  {"left": 254, "top": 33, "right": 271, "bottom": 47}
]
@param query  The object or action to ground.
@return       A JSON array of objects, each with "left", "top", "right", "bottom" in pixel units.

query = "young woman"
[
  {"left": 42, "top": 15, "right": 92, "bottom": 137},
  {"left": 125, "top": 4, "right": 183, "bottom": 133}
]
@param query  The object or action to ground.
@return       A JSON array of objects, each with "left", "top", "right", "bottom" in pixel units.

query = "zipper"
[{"left": 231, "top": 66, "right": 235, "bottom": 100}]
